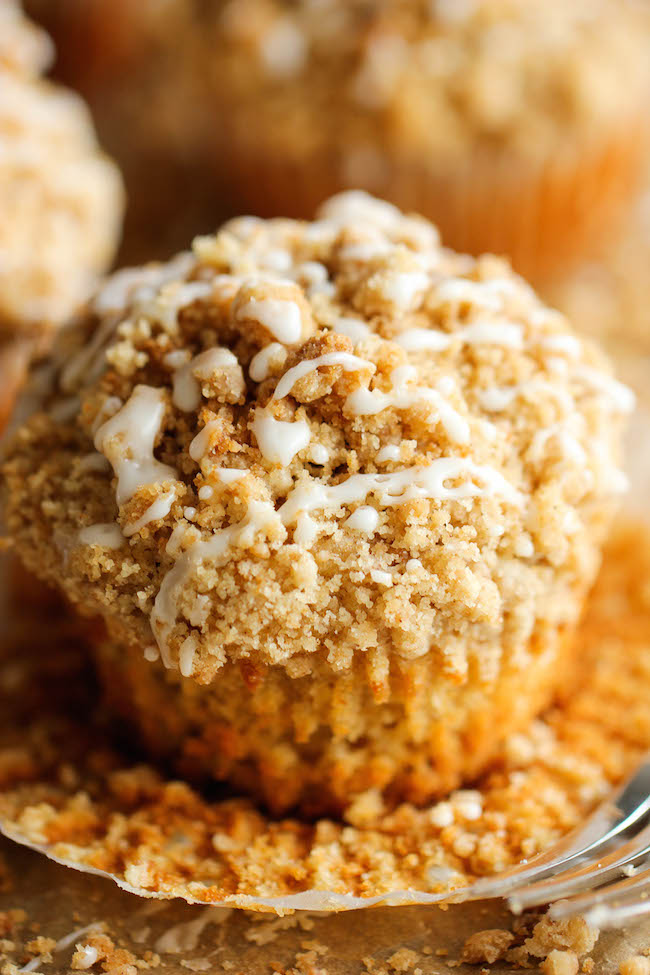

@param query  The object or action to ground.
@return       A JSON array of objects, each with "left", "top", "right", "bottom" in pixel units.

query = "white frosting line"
[
  {"left": 94, "top": 386, "right": 177, "bottom": 506},
  {"left": 216, "top": 469, "right": 246, "bottom": 483},
  {"left": 249, "top": 343, "right": 286, "bottom": 382},
  {"left": 379, "top": 270, "right": 430, "bottom": 310},
  {"left": 237, "top": 296, "right": 302, "bottom": 344},
  {"left": 376, "top": 444, "right": 402, "bottom": 463},
  {"left": 189, "top": 419, "right": 221, "bottom": 463},
  {"left": 123, "top": 489, "right": 176, "bottom": 538},
  {"left": 334, "top": 317, "right": 371, "bottom": 344},
  {"left": 172, "top": 347, "right": 238, "bottom": 412},
  {"left": 78, "top": 523, "right": 125, "bottom": 549},
  {"left": 345, "top": 506, "right": 380, "bottom": 532},
  {"left": 252, "top": 409, "right": 311, "bottom": 466},
  {"left": 278, "top": 459, "right": 523, "bottom": 526},
  {"left": 309, "top": 443, "right": 329, "bottom": 465},
  {"left": 395, "top": 320, "right": 523, "bottom": 352},
  {"left": 345, "top": 365, "right": 470, "bottom": 444},
  {"left": 272, "top": 352, "right": 374, "bottom": 401}
]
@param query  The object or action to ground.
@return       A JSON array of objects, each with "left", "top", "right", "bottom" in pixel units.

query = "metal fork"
[{"left": 468, "top": 756, "right": 650, "bottom": 928}]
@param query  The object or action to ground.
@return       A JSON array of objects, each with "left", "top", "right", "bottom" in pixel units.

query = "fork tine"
[
  {"left": 548, "top": 864, "right": 650, "bottom": 927},
  {"left": 471, "top": 757, "right": 650, "bottom": 901},
  {"left": 507, "top": 823, "right": 650, "bottom": 912}
]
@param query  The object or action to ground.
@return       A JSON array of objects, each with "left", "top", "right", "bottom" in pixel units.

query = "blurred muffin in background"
[
  {"left": 0, "top": 0, "right": 123, "bottom": 430},
  {"left": 546, "top": 183, "right": 650, "bottom": 405},
  {"left": 24, "top": 0, "right": 224, "bottom": 266},
  {"left": 211, "top": 0, "right": 650, "bottom": 283}
]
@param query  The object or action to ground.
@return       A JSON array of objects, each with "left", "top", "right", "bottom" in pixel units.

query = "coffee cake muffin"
[
  {"left": 3, "top": 192, "right": 633, "bottom": 815},
  {"left": 212, "top": 0, "right": 650, "bottom": 281},
  {"left": 0, "top": 0, "right": 124, "bottom": 426}
]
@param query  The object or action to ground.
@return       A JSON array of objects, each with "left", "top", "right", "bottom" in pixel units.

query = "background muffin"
[
  {"left": 0, "top": 0, "right": 124, "bottom": 427},
  {"left": 26, "top": 0, "right": 650, "bottom": 279},
  {"left": 3, "top": 192, "right": 632, "bottom": 815},
  {"left": 210, "top": 0, "right": 650, "bottom": 282}
]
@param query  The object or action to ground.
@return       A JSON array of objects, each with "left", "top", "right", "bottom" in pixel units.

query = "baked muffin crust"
[{"left": 3, "top": 192, "right": 632, "bottom": 811}]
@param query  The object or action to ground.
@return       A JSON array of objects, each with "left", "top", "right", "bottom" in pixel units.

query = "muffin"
[
  {"left": 0, "top": 0, "right": 124, "bottom": 427},
  {"left": 3, "top": 191, "right": 633, "bottom": 816},
  {"left": 24, "top": 0, "right": 222, "bottom": 265},
  {"left": 211, "top": 0, "right": 650, "bottom": 282},
  {"left": 545, "top": 182, "right": 650, "bottom": 404}
]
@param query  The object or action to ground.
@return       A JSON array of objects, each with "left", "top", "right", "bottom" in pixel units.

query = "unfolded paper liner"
[{"left": 1, "top": 486, "right": 649, "bottom": 913}]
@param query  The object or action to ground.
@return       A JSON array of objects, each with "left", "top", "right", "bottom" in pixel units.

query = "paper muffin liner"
[
  {"left": 90, "top": 621, "right": 578, "bottom": 820},
  {"left": 220, "top": 119, "right": 648, "bottom": 285},
  {"left": 0, "top": 338, "right": 33, "bottom": 436},
  {"left": 0, "top": 510, "right": 649, "bottom": 913}
]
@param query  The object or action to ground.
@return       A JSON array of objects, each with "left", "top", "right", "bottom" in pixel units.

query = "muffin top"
[
  {"left": 4, "top": 192, "right": 633, "bottom": 684},
  {"left": 214, "top": 0, "right": 650, "bottom": 159},
  {"left": 0, "top": 0, "right": 124, "bottom": 337}
]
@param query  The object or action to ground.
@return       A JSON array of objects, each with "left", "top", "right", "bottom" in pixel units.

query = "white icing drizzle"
[
  {"left": 78, "top": 523, "right": 125, "bottom": 548},
  {"left": 380, "top": 270, "right": 430, "bottom": 310},
  {"left": 395, "top": 320, "right": 523, "bottom": 352},
  {"left": 189, "top": 419, "right": 221, "bottom": 463},
  {"left": 272, "top": 352, "right": 374, "bottom": 401},
  {"left": 172, "top": 347, "right": 238, "bottom": 412},
  {"left": 370, "top": 569, "right": 393, "bottom": 587},
  {"left": 237, "top": 296, "right": 302, "bottom": 344},
  {"left": 252, "top": 409, "right": 311, "bottom": 466},
  {"left": 376, "top": 444, "right": 402, "bottom": 463},
  {"left": 94, "top": 385, "right": 177, "bottom": 505},
  {"left": 123, "top": 489, "right": 176, "bottom": 538},
  {"left": 309, "top": 443, "right": 329, "bottom": 465},
  {"left": 249, "top": 342, "right": 287, "bottom": 382},
  {"left": 434, "top": 277, "right": 525, "bottom": 311},
  {"left": 527, "top": 426, "right": 587, "bottom": 466},
  {"left": 277, "top": 459, "right": 523, "bottom": 526},
  {"left": 334, "top": 317, "right": 371, "bottom": 343},
  {"left": 151, "top": 501, "right": 284, "bottom": 664},
  {"left": 216, "top": 468, "right": 246, "bottom": 483},
  {"left": 573, "top": 365, "right": 636, "bottom": 414},
  {"left": 541, "top": 334, "right": 582, "bottom": 358},
  {"left": 477, "top": 381, "right": 574, "bottom": 414},
  {"left": 345, "top": 365, "right": 470, "bottom": 444},
  {"left": 142, "top": 281, "right": 213, "bottom": 333},
  {"left": 395, "top": 328, "right": 451, "bottom": 352},
  {"left": 179, "top": 634, "right": 198, "bottom": 678},
  {"left": 345, "top": 506, "right": 380, "bottom": 532},
  {"left": 92, "top": 253, "right": 195, "bottom": 315},
  {"left": 459, "top": 321, "right": 524, "bottom": 349}
]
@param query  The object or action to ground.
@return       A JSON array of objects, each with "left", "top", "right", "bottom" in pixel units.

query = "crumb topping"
[
  {"left": 0, "top": 0, "right": 123, "bottom": 336},
  {"left": 4, "top": 191, "right": 630, "bottom": 681}
]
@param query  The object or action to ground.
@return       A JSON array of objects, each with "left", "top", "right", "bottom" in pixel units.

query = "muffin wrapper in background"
[{"left": 220, "top": 118, "right": 648, "bottom": 284}]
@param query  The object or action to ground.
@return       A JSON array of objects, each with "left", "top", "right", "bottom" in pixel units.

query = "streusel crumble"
[{"left": 3, "top": 191, "right": 632, "bottom": 814}]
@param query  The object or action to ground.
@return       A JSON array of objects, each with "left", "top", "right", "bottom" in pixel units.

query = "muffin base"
[
  {"left": 221, "top": 122, "right": 646, "bottom": 283},
  {"left": 93, "top": 623, "right": 577, "bottom": 818}
]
